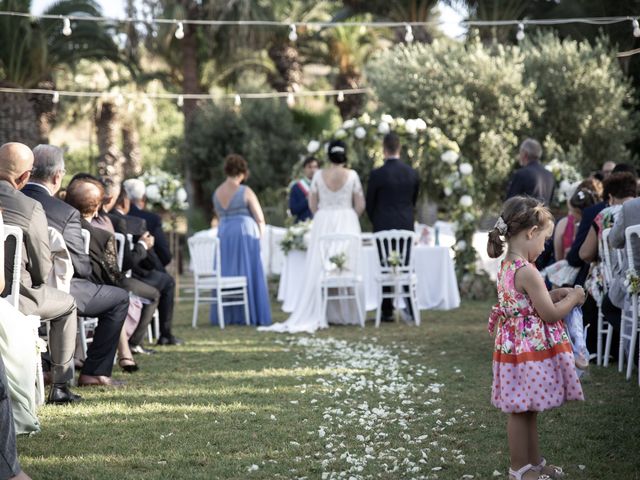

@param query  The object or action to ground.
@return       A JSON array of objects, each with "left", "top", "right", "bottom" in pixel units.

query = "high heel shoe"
[{"left": 118, "top": 357, "right": 139, "bottom": 373}]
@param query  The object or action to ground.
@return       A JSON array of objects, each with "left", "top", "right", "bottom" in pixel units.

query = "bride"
[{"left": 260, "top": 140, "right": 365, "bottom": 333}]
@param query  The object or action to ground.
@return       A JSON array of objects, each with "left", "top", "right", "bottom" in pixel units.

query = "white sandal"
[
  {"left": 533, "top": 457, "right": 565, "bottom": 478},
  {"left": 509, "top": 464, "right": 552, "bottom": 480}
]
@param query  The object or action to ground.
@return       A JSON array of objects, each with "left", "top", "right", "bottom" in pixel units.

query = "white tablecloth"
[{"left": 277, "top": 244, "right": 460, "bottom": 313}]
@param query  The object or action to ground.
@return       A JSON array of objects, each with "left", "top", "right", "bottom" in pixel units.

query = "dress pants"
[
  {"left": 134, "top": 270, "right": 175, "bottom": 338},
  {"left": 120, "top": 277, "right": 160, "bottom": 346},
  {"left": 71, "top": 279, "right": 128, "bottom": 377},
  {"left": 19, "top": 286, "right": 76, "bottom": 385},
  {"left": 0, "top": 355, "right": 21, "bottom": 479}
]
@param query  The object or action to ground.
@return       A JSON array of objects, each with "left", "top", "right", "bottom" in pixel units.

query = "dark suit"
[
  {"left": 128, "top": 204, "right": 172, "bottom": 267},
  {"left": 288, "top": 180, "right": 312, "bottom": 223},
  {"left": 106, "top": 210, "right": 161, "bottom": 346},
  {"left": 0, "top": 181, "right": 76, "bottom": 384},
  {"left": 22, "top": 182, "right": 128, "bottom": 377},
  {"left": 506, "top": 160, "right": 555, "bottom": 206},
  {"left": 366, "top": 158, "right": 420, "bottom": 319}
]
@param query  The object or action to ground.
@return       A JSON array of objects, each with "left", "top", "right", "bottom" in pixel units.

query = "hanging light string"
[
  {"left": 0, "top": 86, "right": 370, "bottom": 104},
  {"left": 0, "top": 10, "right": 638, "bottom": 29}
]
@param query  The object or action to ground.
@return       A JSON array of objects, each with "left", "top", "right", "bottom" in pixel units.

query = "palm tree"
[{"left": 0, "top": 0, "right": 122, "bottom": 146}]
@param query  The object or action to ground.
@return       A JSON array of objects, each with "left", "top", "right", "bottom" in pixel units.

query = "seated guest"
[
  {"left": 289, "top": 156, "right": 318, "bottom": 223},
  {"left": 579, "top": 172, "right": 638, "bottom": 361},
  {"left": 123, "top": 179, "right": 182, "bottom": 345},
  {"left": 0, "top": 143, "right": 80, "bottom": 404},
  {"left": 23, "top": 145, "right": 128, "bottom": 386},
  {"left": 101, "top": 179, "right": 161, "bottom": 355},
  {"left": 211, "top": 154, "right": 272, "bottom": 326}
]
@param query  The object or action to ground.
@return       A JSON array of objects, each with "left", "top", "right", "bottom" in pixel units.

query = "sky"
[{"left": 31, "top": 0, "right": 467, "bottom": 38}]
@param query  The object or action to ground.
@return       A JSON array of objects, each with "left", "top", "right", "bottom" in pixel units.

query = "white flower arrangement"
[
  {"left": 377, "top": 121, "right": 390, "bottom": 134},
  {"left": 138, "top": 168, "right": 189, "bottom": 211},
  {"left": 280, "top": 220, "right": 312, "bottom": 255},
  {"left": 307, "top": 140, "right": 320, "bottom": 154},
  {"left": 441, "top": 150, "right": 459, "bottom": 165},
  {"left": 459, "top": 195, "right": 473, "bottom": 208},
  {"left": 624, "top": 269, "right": 640, "bottom": 294},
  {"left": 342, "top": 119, "right": 356, "bottom": 129},
  {"left": 545, "top": 158, "right": 582, "bottom": 204},
  {"left": 328, "top": 251, "right": 348, "bottom": 272},
  {"left": 459, "top": 163, "right": 473, "bottom": 176},
  {"left": 354, "top": 126, "right": 367, "bottom": 139}
]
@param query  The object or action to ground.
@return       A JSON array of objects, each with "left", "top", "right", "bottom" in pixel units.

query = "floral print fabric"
[{"left": 489, "top": 259, "right": 584, "bottom": 413}]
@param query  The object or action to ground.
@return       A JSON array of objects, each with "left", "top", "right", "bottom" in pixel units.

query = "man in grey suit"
[
  {"left": 0, "top": 143, "right": 80, "bottom": 404},
  {"left": 23, "top": 145, "right": 129, "bottom": 387}
]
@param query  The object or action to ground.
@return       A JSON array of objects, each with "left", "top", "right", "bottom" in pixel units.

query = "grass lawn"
[{"left": 17, "top": 293, "right": 640, "bottom": 479}]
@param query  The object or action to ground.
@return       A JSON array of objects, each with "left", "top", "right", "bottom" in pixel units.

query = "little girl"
[{"left": 487, "top": 196, "right": 585, "bottom": 480}]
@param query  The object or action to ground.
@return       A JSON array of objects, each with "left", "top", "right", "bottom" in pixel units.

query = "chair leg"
[
  {"left": 354, "top": 286, "right": 364, "bottom": 328},
  {"left": 79, "top": 317, "right": 88, "bottom": 359},
  {"left": 217, "top": 290, "right": 225, "bottom": 329},
  {"left": 321, "top": 286, "right": 328, "bottom": 326},
  {"left": 192, "top": 290, "right": 199, "bottom": 328},
  {"left": 243, "top": 286, "right": 250, "bottom": 326},
  {"left": 596, "top": 309, "right": 603, "bottom": 366},
  {"left": 604, "top": 323, "right": 613, "bottom": 368},
  {"left": 626, "top": 323, "right": 638, "bottom": 380},
  {"left": 411, "top": 285, "right": 420, "bottom": 327},
  {"left": 619, "top": 319, "right": 626, "bottom": 373}
]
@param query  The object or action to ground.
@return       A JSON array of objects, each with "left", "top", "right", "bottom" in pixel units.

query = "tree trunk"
[
  {"left": 122, "top": 121, "right": 142, "bottom": 178},
  {"left": 335, "top": 71, "right": 364, "bottom": 120},
  {"left": 95, "top": 100, "right": 125, "bottom": 183},
  {"left": 0, "top": 81, "right": 53, "bottom": 147},
  {"left": 267, "top": 42, "right": 303, "bottom": 92}
]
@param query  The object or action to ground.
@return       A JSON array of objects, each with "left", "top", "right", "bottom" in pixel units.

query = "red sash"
[{"left": 296, "top": 179, "right": 310, "bottom": 197}]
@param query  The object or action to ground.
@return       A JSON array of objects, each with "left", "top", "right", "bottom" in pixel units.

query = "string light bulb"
[
  {"left": 52, "top": 91, "right": 59, "bottom": 104},
  {"left": 633, "top": 19, "right": 640, "bottom": 38},
  {"left": 404, "top": 24, "right": 414, "bottom": 43},
  {"left": 175, "top": 21, "right": 184, "bottom": 40},
  {"left": 337, "top": 91, "right": 344, "bottom": 102},
  {"left": 286, "top": 92, "right": 295, "bottom": 108},
  {"left": 177, "top": 95, "right": 184, "bottom": 107},
  {"left": 234, "top": 94, "right": 242, "bottom": 107},
  {"left": 288, "top": 24, "right": 298, "bottom": 42},
  {"left": 516, "top": 22, "right": 525, "bottom": 41},
  {"left": 62, "top": 17, "right": 72, "bottom": 36}
]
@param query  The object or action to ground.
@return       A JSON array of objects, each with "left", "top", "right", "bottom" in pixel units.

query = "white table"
[{"left": 277, "top": 244, "right": 460, "bottom": 313}]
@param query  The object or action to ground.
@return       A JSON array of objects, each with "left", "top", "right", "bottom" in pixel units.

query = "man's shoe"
[
  {"left": 130, "top": 344, "right": 156, "bottom": 355},
  {"left": 47, "top": 384, "right": 82, "bottom": 405},
  {"left": 78, "top": 374, "right": 126, "bottom": 387},
  {"left": 156, "top": 335, "right": 184, "bottom": 346}
]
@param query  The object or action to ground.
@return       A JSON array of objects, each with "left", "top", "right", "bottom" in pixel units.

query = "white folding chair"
[
  {"left": 595, "top": 228, "right": 615, "bottom": 366},
  {"left": 78, "top": 228, "right": 99, "bottom": 357},
  {"left": 187, "top": 235, "right": 249, "bottom": 328},
  {"left": 319, "top": 233, "right": 364, "bottom": 327},
  {"left": 619, "top": 225, "right": 640, "bottom": 380},
  {"left": 373, "top": 230, "right": 420, "bottom": 328},
  {"left": 113, "top": 232, "right": 125, "bottom": 271}
]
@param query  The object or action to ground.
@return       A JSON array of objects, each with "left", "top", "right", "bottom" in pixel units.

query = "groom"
[{"left": 366, "top": 132, "right": 420, "bottom": 322}]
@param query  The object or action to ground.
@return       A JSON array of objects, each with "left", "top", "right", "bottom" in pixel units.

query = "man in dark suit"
[
  {"left": 288, "top": 156, "right": 318, "bottom": 223},
  {"left": 0, "top": 143, "right": 80, "bottom": 404},
  {"left": 24, "top": 145, "right": 128, "bottom": 387},
  {"left": 366, "top": 133, "right": 420, "bottom": 322},
  {"left": 506, "top": 138, "right": 555, "bottom": 206},
  {"left": 123, "top": 179, "right": 181, "bottom": 345}
]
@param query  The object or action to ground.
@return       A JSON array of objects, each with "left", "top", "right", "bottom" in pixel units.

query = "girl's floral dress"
[{"left": 488, "top": 259, "right": 584, "bottom": 413}]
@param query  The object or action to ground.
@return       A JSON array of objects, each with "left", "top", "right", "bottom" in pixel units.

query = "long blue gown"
[{"left": 210, "top": 186, "right": 272, "bottom": 326}]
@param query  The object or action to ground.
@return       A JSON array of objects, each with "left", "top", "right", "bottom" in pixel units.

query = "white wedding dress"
[{"left": 259, "top": 169, "right": 364, "bottom": 333}]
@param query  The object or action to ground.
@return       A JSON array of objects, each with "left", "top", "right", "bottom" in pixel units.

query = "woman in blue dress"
[{"left": 210, "top": 154, "right": 272, "bottom": 326}]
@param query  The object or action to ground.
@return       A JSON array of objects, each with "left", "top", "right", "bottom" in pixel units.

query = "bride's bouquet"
[{"left": 280, "top": 220, "right": 312, "bottom": 255}]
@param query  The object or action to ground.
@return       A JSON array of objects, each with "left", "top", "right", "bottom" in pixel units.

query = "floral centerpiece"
[
  {"left": 328, "top": 252, "right": 348, "bottom": 273},
  {"left": 302, "top": 114, "right": 480, "bottom": 284},
  {"left": 280, "top": 220, "right": 311, "bottom": 255},
  {"left": 138, "top": 168, "right": 189, "bottom": 212},
  {"left": 625, "top": 269, "right": 640, "bottom": 295},
  {"left": 545, "top": 158, "right": 582, "bottom": 206}
]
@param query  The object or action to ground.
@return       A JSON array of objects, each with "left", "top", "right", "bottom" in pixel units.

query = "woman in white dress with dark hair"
[{"left": 260, "top": 140, "right": 365, "bottom": 333}]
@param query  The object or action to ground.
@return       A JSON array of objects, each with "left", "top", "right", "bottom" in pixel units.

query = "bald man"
[{"left": 0, "top": 143, "right": 80, "bottom": 404}]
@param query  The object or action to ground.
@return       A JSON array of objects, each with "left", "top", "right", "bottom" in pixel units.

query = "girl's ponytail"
[{"left": 487, "top": 227, "right": 505, "bottom": 258}]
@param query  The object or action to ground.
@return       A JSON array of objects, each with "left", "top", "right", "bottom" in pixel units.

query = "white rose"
[
  {"left": 444, "top": 186, "right": 453, "bottom": 197},
  {"left": 307, "top": 140, "right": 320, "bottom": 153},
  {"left": 146, "top": 184, "right": 161, "bottom": 202},
  {"left": 405, "top": 119, "right": 417, "bottom": 135},
  {"left": 381, "top": 114, "right": 394, "bottom": 124},
  {"left": 359, "top": 112, "right": 371, "bottom": 124},
  {"left": 334, "top": 128, "right": 347, "bottom": 139},
  {"left": 459, "top": 195, "right": 473, "bottom": 208},
  {"left": 378, "top": 121, "right": 390, "bottom": 134},
  {"left": 415, "top": 118, "right": 427, "bottom": 130},
  {"left": 456, "top": 240, "right": 467, "bottom": 251},
  {"left": 441, "top": 150, "right": 459, "bottom": 165},
  {"left": 354, "top": 126, "right": 367, "bottom": 139},
  {"left": 459, "top": 163, "right": 473, "bottom": 175},
  {"left": 176, "top": 187, "right": 188, "bottom": 203},
  {"left": 342, "top": 119, "right": 356, "bottom": 129},
  {"left": 463, "top": 212, "right": 475, "bottom": 222}
]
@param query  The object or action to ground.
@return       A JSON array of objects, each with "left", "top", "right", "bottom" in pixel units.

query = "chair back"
[
  {"left": 2, "top": 225, "right": 23, "bottom": 309},
  {"left": 126, "top": 233, "right": 133, "bottom": 250},
  {"left": 81, "top": 228, "right": 90, "bottom": 255},
  {"left": 319, "top": 233, "right": 360, "bottom": 275},
  {"left": 373, "top": 229, "right": 417, "bottom": 274},
  {"left": 114, "top": 232, "right": 125, "bottom": 271},
  {"left": 188, "top": 235, "right": 220, "bottom": 281},
  {"left": 601, "top": 228, "right": 615, "bottom": 290},
  {"left": 625, "top": 225, "right": 640, "bottom": 279}
]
